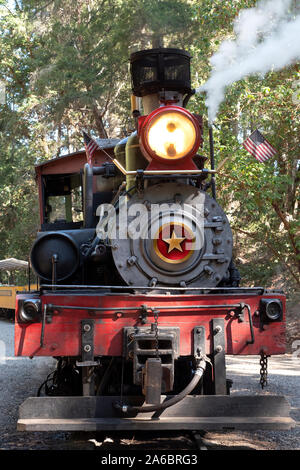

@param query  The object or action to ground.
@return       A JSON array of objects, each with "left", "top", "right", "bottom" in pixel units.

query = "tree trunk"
[
  {"left": 152, "top": 34, "right": 164, "bottom": 48},
  {"left": 91, "top": 104, "right": 108, "bottom": 139}
]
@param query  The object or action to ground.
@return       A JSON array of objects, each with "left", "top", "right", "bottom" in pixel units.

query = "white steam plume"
[{"left": 197, "top": 0, "right": 300, "bottom": 122}]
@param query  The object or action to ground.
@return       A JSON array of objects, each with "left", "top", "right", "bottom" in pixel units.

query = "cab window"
[{"left": 42, "top": 173, "right": 83, "bottom": 230}]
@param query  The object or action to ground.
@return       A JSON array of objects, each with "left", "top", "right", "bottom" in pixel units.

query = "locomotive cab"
[{"left": 15, "top": 48, "right": 294, "bottom": 432}]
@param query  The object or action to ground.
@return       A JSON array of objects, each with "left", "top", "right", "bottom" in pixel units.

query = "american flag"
[
  {"left": 243, "top": 129, "right": 277, "bottom": 163},
  {"left": 83, "top": 131, "right": 99, "bottom": 165}
]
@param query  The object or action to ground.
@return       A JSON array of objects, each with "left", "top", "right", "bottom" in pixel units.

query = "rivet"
[
  {"left": 149, "top": 277, "right": 157, "bottom": 287},
  {"left": 127, "top": 256, "right": 137, "bottom": 266},
  {"left": 204, "top": 265, "right": 214, "bottom": 276},
  {"left": 214, "top": 325, "right": 222, "bottom": 334}
]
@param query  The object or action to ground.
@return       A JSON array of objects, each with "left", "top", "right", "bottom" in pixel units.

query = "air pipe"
[{"left": 114, "top": 359, "right": 206, "bottom": 414}]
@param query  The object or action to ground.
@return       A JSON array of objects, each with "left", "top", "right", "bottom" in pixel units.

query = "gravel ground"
[
  {"left": 215, "top": 355, "right": 300, "bottom": 450},
  {"left": 0, "top": 318, "right": 299, "bottom": 450}
]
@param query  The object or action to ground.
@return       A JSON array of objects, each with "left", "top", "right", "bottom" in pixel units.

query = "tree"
[{"left": 0, "top": 0, "right": 299, "bottom": 288}]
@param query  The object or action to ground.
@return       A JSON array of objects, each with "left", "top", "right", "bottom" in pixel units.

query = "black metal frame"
[
  {"left": 212, "top": 318, "right": 226, "bottom": 395},
  {"left": 76, "top": 319, "right": 99, "bottom": 396},
  {"left": 40, "top": 284, "right": 269, "bottom": 294}
]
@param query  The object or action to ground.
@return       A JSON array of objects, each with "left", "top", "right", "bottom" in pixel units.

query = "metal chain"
[
  {"left": 259, "top": 351, "right": 269, "bottom": 389},
  {"left": 152, "top": 309, "right": 160, "bottom": 358}
]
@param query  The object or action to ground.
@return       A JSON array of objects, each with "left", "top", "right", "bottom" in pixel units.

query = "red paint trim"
[
  {"left": 15, "top": 292, "right": 286, "bottom": 358},
  {"left": 146, "top": 157, "right": 198, "bottom": 172}
]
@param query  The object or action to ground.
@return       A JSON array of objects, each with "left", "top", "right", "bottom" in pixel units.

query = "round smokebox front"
[{"left": 109, "top": 183, "right": 232, "bottom": 287}]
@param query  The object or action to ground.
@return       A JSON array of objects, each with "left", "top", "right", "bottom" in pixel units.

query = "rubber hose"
[{"left": 114, "top": 358, "right": 206, "bottom": 414}]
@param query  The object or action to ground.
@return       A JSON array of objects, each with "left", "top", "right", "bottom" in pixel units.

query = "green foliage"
[{"left": 0, "top": 0, "right": 299, "bottom": 289}]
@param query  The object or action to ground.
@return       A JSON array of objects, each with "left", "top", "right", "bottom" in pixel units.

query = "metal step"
[
  {"left": 18, "top": 395, "right": 295, "bottom": 432},
  {"left": 18, "top": 416, "right": 294, "bottom": 432}
]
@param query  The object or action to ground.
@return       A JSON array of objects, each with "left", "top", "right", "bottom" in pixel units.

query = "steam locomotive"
[{"left": 15, "top": 48, "right": 294, "bottom": 431}]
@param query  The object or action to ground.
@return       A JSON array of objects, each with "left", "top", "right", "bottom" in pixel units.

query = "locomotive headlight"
[
  {"left": 139, "top": 106, "right": 201, "bottom": 164},
  {"left": 260, "top": 299, "right": 283, "bottom": 323},
  {"left": 148, "top": 112, "right": 196, "bottom": 159},
  {"left": 18, "top": 298, "right": 42, "bottom": 323}
]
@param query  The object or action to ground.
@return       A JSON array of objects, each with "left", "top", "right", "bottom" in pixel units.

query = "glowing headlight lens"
[{"left": 146, "top": 111, "right": 197, "bottom": 160}]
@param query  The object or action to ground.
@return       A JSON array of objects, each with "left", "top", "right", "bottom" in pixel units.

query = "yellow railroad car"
[
  {"left": 0, "top": 285, "right": 30, "bottom": 310},
  {"left": 0, "top": 258, "right": 36, "bottom": 319}
]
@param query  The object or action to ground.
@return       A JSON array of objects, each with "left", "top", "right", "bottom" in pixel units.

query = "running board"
[{"left": 18, "top": 395, "right": 295, "bottom": 432}]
